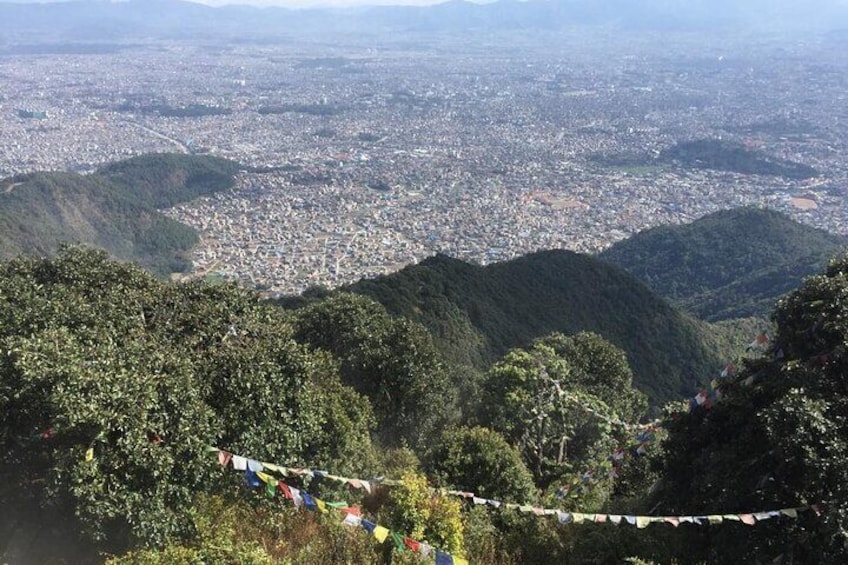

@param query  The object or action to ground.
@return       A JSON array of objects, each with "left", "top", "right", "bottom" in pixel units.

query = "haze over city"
[{"left": 2, "top": 0, "right": 847, "bottom": 295}]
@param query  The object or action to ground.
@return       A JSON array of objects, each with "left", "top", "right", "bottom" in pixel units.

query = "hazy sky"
[
  {"left": 0, "top": 0, "right": 461, "bottom": 6},
  {"left": 0, "top": 0, "right": 464, "bottom": 8},
  {"left": 191, "top": 0, "right": 459, "bottom": 7}
]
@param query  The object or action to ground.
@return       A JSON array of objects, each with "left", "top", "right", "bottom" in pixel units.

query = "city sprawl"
[{"left": 1, "top": 31, "right": 846, "bottom": 294}]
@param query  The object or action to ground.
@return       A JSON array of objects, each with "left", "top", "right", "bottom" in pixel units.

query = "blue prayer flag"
[
  {"left": 435, "top": 550, "right": 453, "bottom": 565},
  {"left": 361, "top": 519, "right": 377, "bottom": 534},
  {"left": 243, "top": 470, "right": 261, "bottom": 488}
]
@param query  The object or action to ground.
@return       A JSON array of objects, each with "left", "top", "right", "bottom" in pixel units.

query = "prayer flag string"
[{"left": 214, "top": 448, "right": 822, "bottom": 531}]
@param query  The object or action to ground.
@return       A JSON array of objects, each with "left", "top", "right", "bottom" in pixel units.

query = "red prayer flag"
[
  {"left": 403, "top": 537, "right": 421, "bottom": 552},
  {"left": 278, "top": 481, "right": 292, "bottom": 500},
  {"left": 218, "top": 450, "right": 233, "bottom": 467}
]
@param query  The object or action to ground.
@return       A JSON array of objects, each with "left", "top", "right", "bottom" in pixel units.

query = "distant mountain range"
[
  {"left": 599, "top": 207, "right": 848, "bottom": 321},
  {"left": 1, "top": 0, "right": 847, "bottom": 44}
]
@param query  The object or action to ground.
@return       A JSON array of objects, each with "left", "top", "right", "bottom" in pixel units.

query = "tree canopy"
[
  {"left": 651, "top": 252, "right": 848, "bottom": 562},
  {"left": 0, "top": 248, "right": 373, "bottom": 555}
]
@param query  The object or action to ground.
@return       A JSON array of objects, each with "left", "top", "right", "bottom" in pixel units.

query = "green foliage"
[
  {"left": 385, "top": 471, "right": 465, "bottom": 556},
  {"left": 480, "top": 334, "right": 645, "bottom": 491},
  {"left": 0, "top": 248, "right": 374, "bottom": 553},
  {"left": 536, "top": 332, "right": 648, "bottom": 420},
  {"left": 599, "top": 207, "right": 847, "bottom": 321},
  {"left": 106, "top": 493, "right": 380, "bottom": 565},
  {"left": 650, "top": 252, "right": 848, "bottom": 562},
  {"left": 426, "top": 426, "right": 536, "bottom": 503},
  {"left": 0, "top": 153, "right": 240, "bottom": 276},
  {"left": 292, "top": 293, "right": 456, "bottom": 450},
  {"left": 348, "top": 250, "right": 725, "bottom": 406}
]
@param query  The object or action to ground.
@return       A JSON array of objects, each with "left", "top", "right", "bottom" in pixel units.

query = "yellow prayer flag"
[
  {"left": 781, "top": 508, "right": 798, "bottom": 519},
  {"left": 373, "top": 525, "right": 390, "bottom": 543},
  {"left": 572, "top": 513, "right": 586, "bottom": 524},
  {"left": 316, "top": 499, "right": 327, "bottom": 513},
  {"left": 707, "top": 515, "right": 723, "bottom": 525},
  {"left": 256, "top": 472, "right": 275, "bottom": 484},
  {"left": 636, "top": 516, "right": 651, "bottom": 529},
  {"left": 262, "top": 463, "right": 282, "bottom": 474},
  {"left": 454, "top": 557, "right": 469, "bottom": 565},
  {"left": 85, "top": 447, "right": 94, "bottom": 462}
]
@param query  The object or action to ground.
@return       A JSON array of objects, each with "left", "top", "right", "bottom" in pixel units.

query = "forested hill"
[
  {"left": 0, "top": 153, "right": 240, "bottom": 276},
  {"left": 598, "top": 208, "right": 848, "bottom": 321},
  {"left": 346, "top": 250, "right": 724, "bottom": 404}
]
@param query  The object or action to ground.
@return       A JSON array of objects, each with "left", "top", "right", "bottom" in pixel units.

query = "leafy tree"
[
  {"left": 0, "top": 248, "right": 375, "bottom": 554},
  {"left": 481, "top": 335, "right": 644, "bottom": 490},
  {"left": 0, "top": 250, "right": 216, "bottom": 550},
  {"left": 426, "top": 426, "right": 536, "bottom": 503},
  {"left": 384, "top": 471, "right": 465, "bottom": 556},
  {"left": 292, "top": 293, "right": 455, "bottom": 450},
  {"left": 650, "top": 253, "right": 848, "bottom": 563},
  {"left": 535, "top": 332, "right": 647, "bottom": 420}
]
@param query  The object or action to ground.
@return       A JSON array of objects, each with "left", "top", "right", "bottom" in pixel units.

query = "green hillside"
[
  {"left": 598, "top": 207, "right": 848, "bottom": 321},
  {"left": 0, "top": 153, "right": 240, "bottom": 275},
  {"left": 346, "top": 250, "right": 725, "bottom": 405},
  {"left": 659, "top": 139, "right": 819, "bottom": 179}
]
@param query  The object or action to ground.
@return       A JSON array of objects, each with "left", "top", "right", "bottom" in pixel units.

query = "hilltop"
[
  {"left": 344, "top": 250, "right": 726, "bottom": 405},
  {"left": 0, "top": 153, "right": 241, "bottom": 276},
  {"left": 598, "top": 207, "right": 848, "bottom": 321},
  {"left": 659, "top": 139, "right": 820, "bottom": 179}
]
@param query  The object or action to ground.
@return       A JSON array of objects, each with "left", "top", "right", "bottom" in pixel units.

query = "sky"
[
  {"left": 0, "top": 0, "right": 463, "bottom": 6},
  {"left": 195, "top": 0, "right": 454, "bottom": 6}
]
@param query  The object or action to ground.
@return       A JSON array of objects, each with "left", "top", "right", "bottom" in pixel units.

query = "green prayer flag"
[{"left": 390, "top": 531, "right": 405, "bottom": 551}]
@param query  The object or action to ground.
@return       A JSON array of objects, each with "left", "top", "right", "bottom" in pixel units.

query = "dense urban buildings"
[{"left": 1, "top": 31, "right": 846, "bottom": 293}]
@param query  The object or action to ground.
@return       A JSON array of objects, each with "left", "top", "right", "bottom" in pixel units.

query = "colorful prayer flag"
[
  {"left": 390, "top": 531, "right": 405, "bottom": 552},
  {"left": 373, "top": 525, "right": 390, "bottom": 543},
  {"left": 232, "top": 455, "right": 247, "bottom": 471},
  {"left": 302, "top": 493, "right": 317, "bottom": 511},
  {"left": 290, "top": 486, "right": 303, "bottom": 507},
  {"left": 343, "top": 513, "right": 362, "bottom": 527},
  {"left": 243, "top": 470, "right": 261, "bottom": 488},
  {"left": 404, "top": 537, "right": 421, "bottom": 552},
  {"left": 435, "top": 550, "right": 452, "bottom": 565},
  {"left": 278, "top": 481, "right": 292, "bottom": 500}
]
